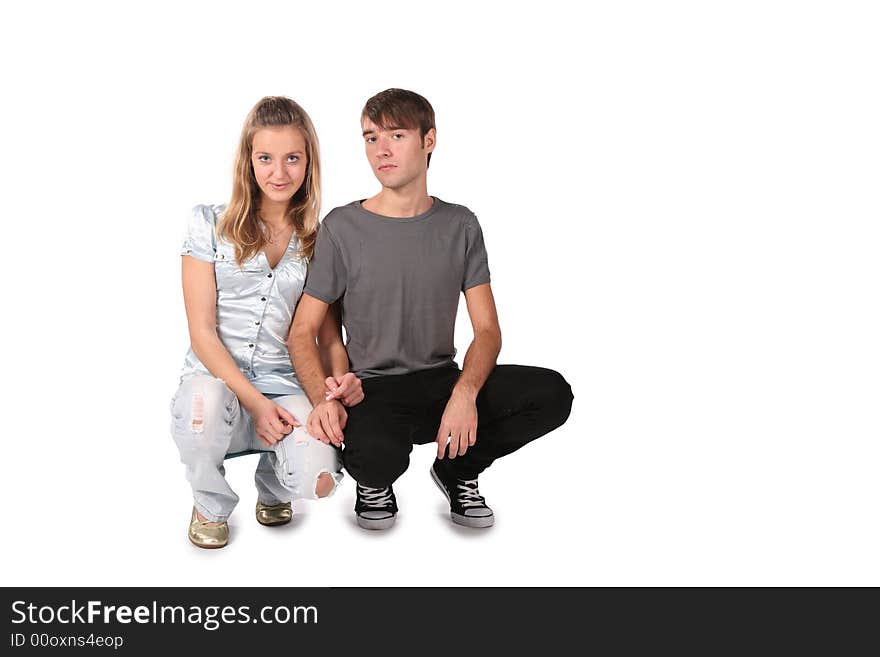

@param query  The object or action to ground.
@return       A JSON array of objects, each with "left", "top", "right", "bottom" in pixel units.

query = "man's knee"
[
  {"left": 342, "top": 438, "right": 409, "bottom": 488},
  {"left": 502, "top": 366, "right": 573, "bottom": 428},
  {"left": 546, "top": 369, "right": 573, "bottom": 413},
  {"left": 535, "top": 368, "right": 573, "bottom": 426}
]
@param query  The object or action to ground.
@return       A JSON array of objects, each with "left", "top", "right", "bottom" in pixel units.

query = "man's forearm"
[
  {"left": 453, "top": 330, "right": 501, "bottom": 400},
  {"left": 317, "top": 301, "right": 350, "bottom": 380},
  {"left": 322, "top": 341, "right": 351, "bottom": 380},
  {"left": 291, "top": 331, "right": 334, "bottom": 407}
]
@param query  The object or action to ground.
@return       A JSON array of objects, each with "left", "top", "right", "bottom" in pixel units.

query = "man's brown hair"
[{"left": 362, "top": 88, "right": 436, "bottom": 168}]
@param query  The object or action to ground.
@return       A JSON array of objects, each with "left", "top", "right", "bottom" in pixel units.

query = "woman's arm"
[{"left": 182, "top": 256, "right": 296, "bottom": 444}]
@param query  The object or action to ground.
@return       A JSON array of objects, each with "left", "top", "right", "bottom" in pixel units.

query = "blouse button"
[
  {"left": 261, "top": 297, "right": 266, "bottom": 302},
  {"left": 248, "top": 343, "right": 254, "bottom": 348},
  {"left": 267, "top": 273, "right": 273, "bottom": 278},
  {"left": 255, "top": 321, "right": 260, "bottom": 325}
]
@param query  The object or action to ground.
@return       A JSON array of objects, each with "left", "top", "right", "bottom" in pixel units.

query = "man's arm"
[
  {"left": 318, "top": 301, "right": 349, "bottom": 379},
  {"left": 316, "top": 300, "right": 364, "bottom": 407},
  {"left": 289, "top": 293, "right": 348, "bottom": 446},
  {"left": 435, "top": 282, "right": 502, "bottom": 459}
]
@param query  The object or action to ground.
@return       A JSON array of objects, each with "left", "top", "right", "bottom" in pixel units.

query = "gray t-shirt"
[{"left": 303, "top": 197, "right": 490, "bottom": 378}]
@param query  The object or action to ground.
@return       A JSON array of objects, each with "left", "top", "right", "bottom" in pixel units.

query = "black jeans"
[{"left": 342, "top": 364, "right": 574, "bottom": 487}]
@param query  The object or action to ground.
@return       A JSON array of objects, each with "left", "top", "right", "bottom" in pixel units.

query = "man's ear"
[{"left": 423, "top": 128, "right": 437, "bottom": 154}]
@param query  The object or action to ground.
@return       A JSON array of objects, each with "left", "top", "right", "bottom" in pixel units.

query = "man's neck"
[{"left": 363, "top": 182, "right": 433, "bottom": 218}]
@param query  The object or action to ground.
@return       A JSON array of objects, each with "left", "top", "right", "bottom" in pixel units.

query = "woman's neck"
[{"left": 258, "top": 197, "right": 290, "bottom": 230}]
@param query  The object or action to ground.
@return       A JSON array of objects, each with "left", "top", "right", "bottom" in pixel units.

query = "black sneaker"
[
  {"left": 430, "top": 462, "right": 495, "bottom": 528},
  {"left": 355, "top": 483, "right": 398, "bottom": 530}
]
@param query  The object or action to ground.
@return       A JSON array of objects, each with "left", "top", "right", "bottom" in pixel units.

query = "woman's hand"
[
  {"left": 248, "top": 397, "right": 300, "bottom": 447},
  {"left": 324, "top": 373, "right": 365, "bottom": 407}
]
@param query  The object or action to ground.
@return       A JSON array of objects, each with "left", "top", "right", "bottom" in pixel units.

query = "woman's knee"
[
  {"left": 272, "top": 394, "right": 312, "bottom": 426},
  {"left": 314, "top": 472, "right": 336, "bottom": 498},
  {"left": 171, "top": 376, "right": 238, "bottom": 450},
  {"left": 275, "top": 429, "right": 343, "bottom": 499},
  {"left": 279, "top": 465, "right": 342, "bottom": 500}
]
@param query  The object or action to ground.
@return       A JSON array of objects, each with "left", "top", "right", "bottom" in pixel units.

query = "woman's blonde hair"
[{"left": 218, "top": 96, "right": 321, "bottom": 264}]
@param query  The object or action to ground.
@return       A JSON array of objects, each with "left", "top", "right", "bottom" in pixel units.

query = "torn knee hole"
[
  {"left": 314, "top": 472, "right": 336, "bottom": 498},
  {"left": 190, "top": 394, "right": 205, "bottom": 433}
]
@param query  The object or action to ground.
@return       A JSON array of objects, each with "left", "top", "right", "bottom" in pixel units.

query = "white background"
[{"left": 1, "top": 1, "right": 877, "bottom": 586}]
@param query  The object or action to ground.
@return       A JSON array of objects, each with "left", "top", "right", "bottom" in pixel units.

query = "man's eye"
[{"left": 393, "top": 133, "right": 403, "bottom": 139}]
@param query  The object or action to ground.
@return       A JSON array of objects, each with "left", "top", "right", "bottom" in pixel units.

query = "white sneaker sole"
[
  {"left": 356, "top": 513, "right": 396, "bottom": 530},
  {"left": 430, "top": 466, "right": 494, "bottom": 528}
]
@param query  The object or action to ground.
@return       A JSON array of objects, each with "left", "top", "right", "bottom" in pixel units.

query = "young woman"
[{"left": 170, "top": 96, "right": 362, "bottom": 549}]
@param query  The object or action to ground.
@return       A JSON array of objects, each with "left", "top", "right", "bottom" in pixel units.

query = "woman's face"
[{"left": 250, "top": 126, "right": 308, "bottom": 206}]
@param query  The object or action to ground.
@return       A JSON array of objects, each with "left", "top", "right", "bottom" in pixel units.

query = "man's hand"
[
  {"left": 324, "top": 373, "right": 364, "bottom": 407},
  {"left": 435, "top": 390, "right": 478, "bottom": 459},
  {"left": 248, "top": 397, "right": 299, "bottom": 448},
  {"left": 307, "top": 398, "right": 348, "bottom": 447}
]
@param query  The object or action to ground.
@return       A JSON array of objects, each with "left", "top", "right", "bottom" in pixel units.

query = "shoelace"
[
  {"left": 358, "top": 485, "right": 394, "bottom": 508},
  {"left": 455, "top": 479, "right": 486, "bottom": 508}
]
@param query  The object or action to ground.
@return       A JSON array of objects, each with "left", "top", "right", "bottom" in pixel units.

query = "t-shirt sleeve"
[
  {"left": 462, "top": 212, "right": 491, "bottom": 291},
  {"left": 180, "top": 205, "right": 217, "bottom": 262},
  {"left": 303, "top": 222, "right": 347, "bottom": 304}
]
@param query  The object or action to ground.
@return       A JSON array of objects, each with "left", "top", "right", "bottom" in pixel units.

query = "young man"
[{"left": 290, "top": 88, "right": 573, "bottom": 529}]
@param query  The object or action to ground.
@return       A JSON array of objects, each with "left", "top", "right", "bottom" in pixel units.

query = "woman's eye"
[
  {"left": 288, "top": 155, "right": 299, "bottom": 163},
  {"left": 258, "top": 155, "right": 270, "bottom": 162}
]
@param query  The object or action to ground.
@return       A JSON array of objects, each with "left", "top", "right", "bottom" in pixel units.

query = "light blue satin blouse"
[{"left": 178, "top": 204, "right": 307, "bottom": 395}]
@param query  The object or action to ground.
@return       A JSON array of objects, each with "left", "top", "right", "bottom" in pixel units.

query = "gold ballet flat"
[
  {"left": 188, "top": 507, "right": 229, "bottom": 549},
  {"left": 255, "top": 500, "right": 293, "bottom": 526}
]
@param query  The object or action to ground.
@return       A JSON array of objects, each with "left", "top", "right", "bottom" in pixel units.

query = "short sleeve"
[
  {"left": 462, "top": 212, "right": 491, "bottom": 291},
  {"left": 180, "top": 205, "right": 217, "bottom": 262},
  {"left": 303, "top": 222, "right": 347, "bottom": 304}
]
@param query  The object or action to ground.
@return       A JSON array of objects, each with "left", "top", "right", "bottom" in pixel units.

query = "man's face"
[{"left": 362, "top": 118, "right": 435, "bottom": 190}]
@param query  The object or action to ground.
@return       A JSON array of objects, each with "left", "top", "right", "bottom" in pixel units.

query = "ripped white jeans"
[{"left": 170, "top": 375, "right": 343, "bottom": 522}]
